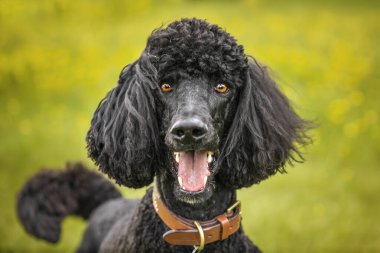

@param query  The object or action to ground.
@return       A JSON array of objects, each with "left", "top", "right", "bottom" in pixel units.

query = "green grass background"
[{"left": 1, "top": 0, "right": 379, "bottom": 252}]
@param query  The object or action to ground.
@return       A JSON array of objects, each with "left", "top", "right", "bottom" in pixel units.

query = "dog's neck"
[{"left": 156, "top": 172, "right": 236, "bottom": 221}]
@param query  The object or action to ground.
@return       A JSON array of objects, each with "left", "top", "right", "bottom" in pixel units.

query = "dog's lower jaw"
[
  {"left": 156, "top": 172, "right": 236, "bottom": 221},
  {"left": 173, "top": 183, "right": 214, "bottom": 205}
]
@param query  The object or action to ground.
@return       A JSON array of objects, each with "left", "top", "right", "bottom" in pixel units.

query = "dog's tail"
[{"left": 17, "top": 163, "right": 121, "bottom": 243}]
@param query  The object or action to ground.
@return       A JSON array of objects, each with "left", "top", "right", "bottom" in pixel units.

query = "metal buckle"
[
  {"left": 193, "top": 221, "right": 205, "bottom": 252},
  {"left": 227, "top": 200, "right": 241, "bottom": 214}
]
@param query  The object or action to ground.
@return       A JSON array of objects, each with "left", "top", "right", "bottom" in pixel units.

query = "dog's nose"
[{"left": 170, "top": 118, "right": 208, "bottom": 142}]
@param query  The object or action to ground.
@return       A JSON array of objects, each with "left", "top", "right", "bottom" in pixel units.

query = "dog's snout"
[{"left": 170, "top": 118, "right": 208, "bottom": 142}]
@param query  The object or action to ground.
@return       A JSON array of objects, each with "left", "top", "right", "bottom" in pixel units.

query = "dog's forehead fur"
[{"left": 146, "top": 18, "right": 248, "bottom": 83}]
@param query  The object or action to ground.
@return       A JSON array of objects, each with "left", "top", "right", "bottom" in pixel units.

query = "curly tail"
[{"left": 17, "top": 163, "right": 121, "bottom": 243}]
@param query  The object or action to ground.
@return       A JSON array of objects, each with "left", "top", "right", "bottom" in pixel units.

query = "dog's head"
[{"left": 87, "top": 18, "right": 311, "bottom": 204}]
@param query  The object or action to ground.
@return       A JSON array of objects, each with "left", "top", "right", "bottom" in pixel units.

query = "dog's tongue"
[{"left": 178, "top": 151, "right": 210, "bottom": 192}]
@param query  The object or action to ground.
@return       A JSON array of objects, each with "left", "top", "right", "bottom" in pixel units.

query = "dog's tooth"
[
  {"left": 207, "top": 153, "right": 213, "bottom": 163},
  {"left": 204, "top": 176, "right": 208, "bottom": 185},
  {"left": 174, "top": 152, "right": 179, "bottom": 163},
  {"left": 178, "top": 177, "right": 183, "bottom": 187}
]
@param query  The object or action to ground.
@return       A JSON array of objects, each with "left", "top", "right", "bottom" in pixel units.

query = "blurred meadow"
[{"left": 1, "top": 0, "right": 379, "bottom": 252}]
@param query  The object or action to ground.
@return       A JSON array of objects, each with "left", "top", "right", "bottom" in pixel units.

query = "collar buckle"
[{"left": 227, "top": 200, "right": 241, "bottom": 214}]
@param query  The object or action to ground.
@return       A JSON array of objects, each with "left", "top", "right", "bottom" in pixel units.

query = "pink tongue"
[{"left": 178, "top": 151, "right": 210, "bottom": 192}]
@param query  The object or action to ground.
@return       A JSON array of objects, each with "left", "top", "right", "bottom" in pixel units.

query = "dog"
[{"left": 17, "top": 18, "right": 311, "bottom": 253}]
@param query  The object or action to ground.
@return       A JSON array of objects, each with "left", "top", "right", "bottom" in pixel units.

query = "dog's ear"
[
  {"left": 86, "top": 54, "right": 163, "bottom": 188},
  {"left": 217, "top": 58, "right": 312, "bottom": 189}
]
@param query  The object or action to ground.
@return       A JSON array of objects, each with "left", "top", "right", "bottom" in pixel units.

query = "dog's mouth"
[{"left": 172, "top": 150, "right": 215, "bottom": 193}]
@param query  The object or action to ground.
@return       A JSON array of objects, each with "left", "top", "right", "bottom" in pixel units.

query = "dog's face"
[
  {"left": 158, "top": 74, "right": 238, "bottom": 203},
  {"left": 86, "top": 18, "right": 310, "bottom": 204},
  {"left": 144, "top": 21, "right": 248, "bottom": 203}
]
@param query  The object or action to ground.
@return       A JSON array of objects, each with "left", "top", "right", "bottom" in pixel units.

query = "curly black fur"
[
  {"left": 17, "top": 163, "right": 121, "bottom": 243},
  {"left": 18, "top": 18, "right": 311, "bottom": 253},
  {"left": 86, "top": 59, "right": 164, "bottom": 188},
  {"left": 216, "top": 59, "right": 311, "bottom": 188}
]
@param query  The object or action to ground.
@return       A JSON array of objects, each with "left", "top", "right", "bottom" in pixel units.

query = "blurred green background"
[{"left": 1, "top": 0, "right": 379, "bottom": 252}]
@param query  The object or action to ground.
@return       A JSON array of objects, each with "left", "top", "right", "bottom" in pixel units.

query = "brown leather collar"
[{"left": 152, "top": 186, "right": 242, "bottom": 250}]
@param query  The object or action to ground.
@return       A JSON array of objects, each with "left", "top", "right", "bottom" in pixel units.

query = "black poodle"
[{"left": 17, "top": 18, "right": 311, "bottom": 253}]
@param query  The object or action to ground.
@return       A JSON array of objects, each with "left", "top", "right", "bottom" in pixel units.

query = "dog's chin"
[
  {"left": 173, "top": 182, "right": 214, "bottom": 205},
  {"left": 169, "top": 149, "right": 218, "bottom": 205}
]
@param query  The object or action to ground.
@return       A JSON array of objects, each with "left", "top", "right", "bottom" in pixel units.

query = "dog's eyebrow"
[
  {"left": 159, "top": 71, "right": 192, "bottom": 83},
  {"left": 158, "top": 72, "right": 178, "bottom": 82}
]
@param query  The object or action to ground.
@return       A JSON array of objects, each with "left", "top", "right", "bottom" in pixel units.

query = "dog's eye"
[
  {"left": 214, "top": 83, "right": 229, "bottom": 93},
  {"left": 160, "top": 83, "right": 173, "bottom": 92}
]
